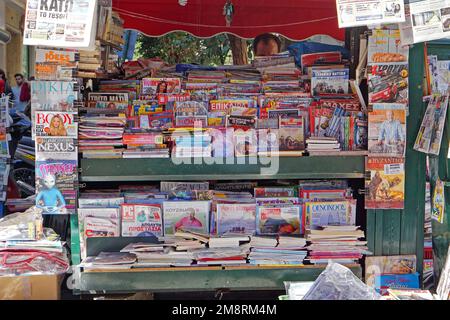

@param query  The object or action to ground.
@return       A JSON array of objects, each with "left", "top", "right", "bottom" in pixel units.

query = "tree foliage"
[
  {"left": 135, "top": 32, "right": 253, "bottom": 66},
  {"left": 135, "top": 32, "right": 232, "bottom": 65}
]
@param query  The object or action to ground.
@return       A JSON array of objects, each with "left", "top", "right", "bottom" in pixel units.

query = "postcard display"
[
  {"left": 365, "top": 29, "right": 408, "bottom": 209},
  {"left": 31, "top": 47, "right": 82, "bottom": 215},
  {"left": 0, "top": 96, "right": 11, "bottom": 203}
]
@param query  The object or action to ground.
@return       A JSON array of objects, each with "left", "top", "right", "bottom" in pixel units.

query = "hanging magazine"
[
  {"left": 34, "top": 111, "right": 78, "bottom": 137},
  {"left": 365, "top": 157, "right": 405, "bottom": 209},
  {"left": 431, "top": 178, "right": 445, "bottom": 224},
  {"left": 368, "top": 103, "right": 406, "bottom": 157},
  {"left": 31, "top": 80, "right": 79, "bottom": 139},
  {"left": 35, "top": 48, "right": 79, "bottom": 80},
  {"left": 414, "top": 94, "right": 449, "bottom": 155},
  {"left": 35, "top": 160, "right": 78, "bottom": 214},
  {"left": 368, "top": 62, "right": 408, "bottom": 105},
  {"left": 35, "top": 137, "right": 77, "bottom": 161}
]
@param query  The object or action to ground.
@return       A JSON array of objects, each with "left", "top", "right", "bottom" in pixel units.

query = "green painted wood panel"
[
  {"left": 80, "top": 156, "right": 365, "bottom": 182},
  {"left": 366, "top": 43, "right": 426, "bottom": 279},
  {"left": 77, "top": 265, "right": 362, "bottom": 293},
  {"left": 426, "top": 42, "right": 450, "bottom": 283}
]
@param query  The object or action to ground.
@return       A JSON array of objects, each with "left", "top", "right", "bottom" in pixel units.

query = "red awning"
[{"left": 112, "top": 0, "right": 344, "bottom": 41}]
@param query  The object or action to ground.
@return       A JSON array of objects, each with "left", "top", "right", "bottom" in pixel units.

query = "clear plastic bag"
[
  {"left": 0, "top": 206, "right": 43, "bottom": 241},
  {"left": 302, "top": 262, "right": 381, "bottom": 300},
  {"left": 284, "top": 281, "right": 315, "bottom": 300}
]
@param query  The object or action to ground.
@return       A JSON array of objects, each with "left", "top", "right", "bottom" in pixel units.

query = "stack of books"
[
  {"left": 122, "top": 132, "right": 169, "bottom": 158},
  {"left": 305, "top": 225, "right": 368, "bottom": 265},
  {"left": 306, "top": 137, "right": 340, "bottom": 154}
]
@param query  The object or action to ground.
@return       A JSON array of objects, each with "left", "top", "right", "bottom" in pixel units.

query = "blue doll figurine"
[{"left": 35, "top": 174, "right": 67, "bottom": 214}]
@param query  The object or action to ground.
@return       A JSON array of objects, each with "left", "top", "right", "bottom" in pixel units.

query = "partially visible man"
[
  {"left": 253, "top": 33, "right": 281, "bottom": 56},
  {"left": 11, "top": 73, "right": 31, "bottom": 115}
]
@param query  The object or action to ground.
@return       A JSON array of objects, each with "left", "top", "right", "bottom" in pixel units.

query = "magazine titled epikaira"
[
  {"left": 163, "top": 201, "right": 210, "bottom": 235},
  {"left": 121, "top": 204, "right": 163, "bottom": 237},
  {"left": 256, "top": 205, "right": 302, "bottom": 236},
  {"left": 216, "top": 203, "right": 256, "bottom": 236},
  {"left": 34, "top": 111, "right": 77, "bottom": 138}
]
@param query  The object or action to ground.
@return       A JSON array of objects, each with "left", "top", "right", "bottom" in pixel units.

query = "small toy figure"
[{"left": 223, "top": 0, "right": 234, "bottom": 27}]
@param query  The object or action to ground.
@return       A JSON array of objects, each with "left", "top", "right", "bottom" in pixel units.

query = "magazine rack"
[{"left": 71, "top": 43, "right": 433, "bottom": 294}]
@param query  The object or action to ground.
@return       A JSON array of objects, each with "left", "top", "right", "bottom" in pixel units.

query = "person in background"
[
  {"left": 253, "top": 33, "right": 281, "bottom": 56},
  {"left": 0, "top": 69, "right": 12, "bottom": 96},
  {"left": 11, "top": 73, "right": 31, "bottom": 115}
]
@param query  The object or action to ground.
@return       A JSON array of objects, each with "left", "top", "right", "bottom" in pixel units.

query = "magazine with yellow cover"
[{"left": 365, "top": 156, "right": 405, "bottom": 209}]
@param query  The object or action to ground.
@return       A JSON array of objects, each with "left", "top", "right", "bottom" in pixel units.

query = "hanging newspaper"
[
  {"left": 414, "top": 94, "right": 449, "bottom": 155},
  {"left": 336, "top": 0, "right": 406, "bottom": 28},
  {"left": 23, "top": 0, "right": 97, "bottom": 48},
  {"left": 432, "top": 178, "right": 445, "bottom": 223},
  {"left": 399, "top": 1, "right": 450, "bottom": 45}
]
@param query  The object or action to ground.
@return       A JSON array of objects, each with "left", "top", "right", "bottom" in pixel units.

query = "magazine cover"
[
  {"left": 279, "top": 117, "right": 305, "bottom": 151},
  {"left": 31, "top": 80, "right": 78, "bottom": 112},
  {"left": 216, "top": 203, "right": 256, "bottom": 235},
  {"left": 160, "top": 181, "right": 209, "bottom": 192},
  {"left": 374, "top": 273, "right": 420, "bottom": 295},
  {"left": 311, "top": 68, "right": 349, "bottom": 96},
  {"left": 368, "top": 62, "right": 409, "bottom": 104},
  {"left": 368, "top": 103, "right": 406, "bottom": 157},
  {"left": 226, "top": 115, "right": 257, "bottom": 129},
  {"left": 304, "top": 200, "right": 356, "bottom": 229},
  {"left": 141, "top": 78, "right": 181, "bottom": 95},
  {"left": 254, "top": 187, "right": 298, "bottom": 198},
  {"left": 78, "top": 208, "right": 121, "bottom": 260},
  {"left": 414, "top": 94, "right": 449, "bottom": 155},
  {"left": 257, "top": 128, "right": 280, "bottom": 153},
  {"left": 432, "top": 178, "right": 445, "bottom": 224},
  {"left": 365, "top": 255, "right": 417, "bottom": 287},
  {"left": 35, "top": 160, "right": 78, "bottom": 214},
  {"left": 163, "top": 201, "right": 210, "bottom": 235},
  {"left": 367, "top": 29, "right": 409, "bottom": 64},
  {"left": 87, "top": 92, "right": 129, "bottom": 109},
  {"left": 35, "top": 137, "right": 77, "bottom": 161},
  {"left": 256, "top": 206, "right": 302, "bottom": 236},
  {"left": 121, "top": 204, "right": 163, "bottom": 237},
  {"left": 174, "top": 101, "right": 209, "bottom": 127},
  {"left": 34, "top": 111, "right": 77, "bottom": 137},
  {"left": 35, "top": 48, "right": 79, "bottom": 80},
  {"left": 365, "top": 157, "right": 405, "bottom": 209},
  {"left": 233, "top": 129, "right": 258, "bottom": 156}
]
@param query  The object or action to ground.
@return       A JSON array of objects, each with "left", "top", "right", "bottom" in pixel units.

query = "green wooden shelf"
[
  {"left": 75, "top": 264, "right": 362, "bottom": 293},
  {"left": 80, "top": 156, "right": 365, "bottom": 182}
]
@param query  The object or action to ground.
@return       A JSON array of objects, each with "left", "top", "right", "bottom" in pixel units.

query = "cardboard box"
[{"left": 0, "top": 274, "right": 63, "bottom": 300}]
